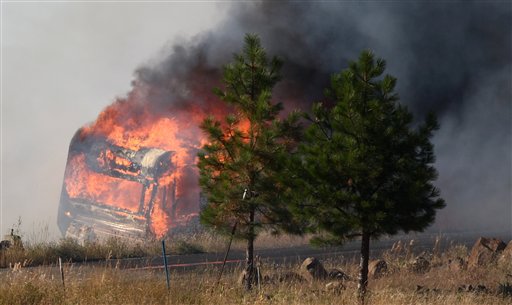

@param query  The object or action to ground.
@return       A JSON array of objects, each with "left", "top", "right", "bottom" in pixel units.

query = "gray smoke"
[{"left": 128, "top": 1, "right": 511, "bottom": 233}]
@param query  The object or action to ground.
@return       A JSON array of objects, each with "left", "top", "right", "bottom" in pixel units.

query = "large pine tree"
[
  {"left": 285, "top": 50, "right": 445, "bottom": 299},
  {"left": 197, "top": 34, "right": 300, "bottom": 290}
]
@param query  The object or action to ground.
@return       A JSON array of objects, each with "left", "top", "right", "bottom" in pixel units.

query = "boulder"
[
  {"left": 409, "top": 256, "right": 430, "bottom": 274},
  {"left": 468, "top": 237, "right": 506, "bottom": 269},
  {"left": 328, "top": 268, "right": 350, "bottom": 281},
  {"left": 498, "top": 241, "right": 512, "bottom": 265},
  {"left": 368, "top": 260, "right": 388, "bottom": 278},
  {"left": 300, "top": 257, "right": 328, "bottom": 280}
]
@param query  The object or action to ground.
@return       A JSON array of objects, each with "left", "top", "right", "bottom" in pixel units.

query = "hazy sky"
[{"left": 1, "top": 2, "right": 226, "bottom": 239}]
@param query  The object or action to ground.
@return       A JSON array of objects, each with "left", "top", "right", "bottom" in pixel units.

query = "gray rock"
[
  {"left": 409, "top": 256, "right": 430, "bottom": 274},
  {"left": 468, "top": 237, "right": 506, "bottom": 269},
  {"left": 328, "top": 268, "right": 350, "bottom": 281},
  {"left": 368, "top": 259, "right": 388, "bottom": 278},
  {"left": 300, "top": 257, "right": 328, "bottom": 280},
  {"left": 499, "top": 241, "right": 512, "bottom": 265}
]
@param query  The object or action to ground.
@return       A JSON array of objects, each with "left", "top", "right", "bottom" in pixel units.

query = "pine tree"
[
  {"left": 197, "top": 34, "right": 301, "bottom": 290},
  {"left": 285, "top": 50, "right": 445, "bottom": 300}
]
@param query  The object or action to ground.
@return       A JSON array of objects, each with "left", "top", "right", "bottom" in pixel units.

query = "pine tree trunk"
[
  {"left": 358, "top": 231, "right": 371, "bottom": 303},
  {"left": 244, "top": 209, "right": 255, "bottom": 291}
]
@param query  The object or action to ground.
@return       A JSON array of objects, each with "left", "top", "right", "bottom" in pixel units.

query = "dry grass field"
[
  {"left": 0, "top": 231, "right": 311, "bottom": 268},
  {"left": 1, "top": 235, "right": 511, "bottom": 305}
]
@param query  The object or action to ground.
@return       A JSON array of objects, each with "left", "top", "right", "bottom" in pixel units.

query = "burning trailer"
[{"left": 58, "top": 128, "right": 198, "bottom": 241}]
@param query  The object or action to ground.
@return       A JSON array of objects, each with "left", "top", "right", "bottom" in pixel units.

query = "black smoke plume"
[{"left": 121, "top": 1, "right": 511, "bottom": 233}]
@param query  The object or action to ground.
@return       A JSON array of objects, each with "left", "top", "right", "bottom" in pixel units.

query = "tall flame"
[{"left": 62, "top": 85, "right": 223, "bottom": 238}]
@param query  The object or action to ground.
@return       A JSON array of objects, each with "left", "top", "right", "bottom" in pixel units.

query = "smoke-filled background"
[{"left": 2, "top": 1, "right": 510, "bottom": 239}]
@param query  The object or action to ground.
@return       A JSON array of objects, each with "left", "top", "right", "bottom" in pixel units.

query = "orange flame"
[
  {"left": 63, "top": 82, "right": 249, "bottom": 238},
  {"left": 63, "top": 86, "right": 219, "bottom": 237},
  {"left": 65, "top": 154, "right": 142, "bottom": 213}
]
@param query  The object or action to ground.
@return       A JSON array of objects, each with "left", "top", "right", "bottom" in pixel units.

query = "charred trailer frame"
[{"left": 58, "top": 129, "right": 177, "bottom": 242}]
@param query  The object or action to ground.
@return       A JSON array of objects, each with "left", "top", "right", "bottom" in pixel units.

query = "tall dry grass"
[
  {"left": 1, "top": 227, "right": 314, "bottom": 269},
  {"left": 1, "top": 240, "right": 511, "bottom": 305}
]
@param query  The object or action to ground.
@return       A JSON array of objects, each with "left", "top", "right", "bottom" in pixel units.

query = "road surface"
[{"left": 102, "top": 231, "right": 511, "bottom": 271}]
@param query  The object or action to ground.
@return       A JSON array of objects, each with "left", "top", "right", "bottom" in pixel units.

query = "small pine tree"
[
  {"left": 286, "top": 50, "right": 445, "bottom": 300},
  {"left": 198, "top": 34, "right": 301, "bottom": 290}
]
